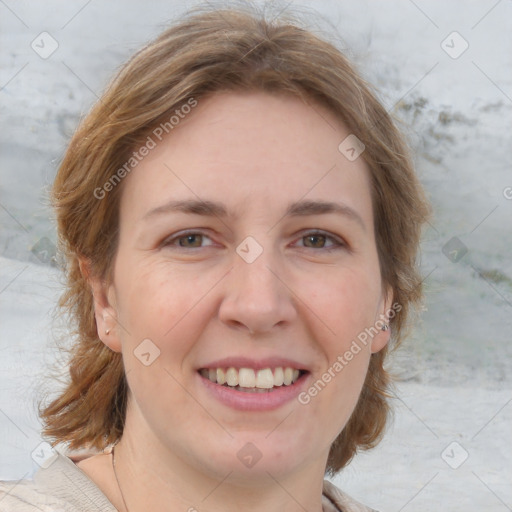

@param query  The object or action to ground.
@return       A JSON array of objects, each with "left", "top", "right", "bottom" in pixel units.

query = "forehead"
[{"left": 119, "top": 91, "right": 373, "bottom": 227}]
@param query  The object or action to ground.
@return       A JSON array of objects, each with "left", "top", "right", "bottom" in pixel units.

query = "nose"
[{"left": 218, "top": 246, "right": 297, "bottom": 335}]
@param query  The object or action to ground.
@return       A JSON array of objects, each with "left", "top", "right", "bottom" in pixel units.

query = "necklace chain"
[{"left": 111, "top": 442, "right": 130, "bottom": 512}]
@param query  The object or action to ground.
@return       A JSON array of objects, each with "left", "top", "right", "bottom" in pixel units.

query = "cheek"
[
  {"left": 114, "top": 260, "right": 207, "bottom": 429},
  {"left": 300, "top": 266, "right": 378, "bottom": 414},
  {"left": 306, "top": 264, "right": 382, "bottom": 343},
  {"left": 115, "top": 258, "right": 209, "bottom": 338},
  {"left": 112, "top": 259, "right": 215, "bottom": 391}
]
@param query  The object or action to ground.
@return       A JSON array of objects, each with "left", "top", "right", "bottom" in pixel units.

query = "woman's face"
[{"left": 96, "top": 91, "right": 391, "bottom": 481}]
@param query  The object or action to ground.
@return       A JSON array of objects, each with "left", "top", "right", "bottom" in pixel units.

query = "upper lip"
[{"left": 198, "top": 356, "right": 310, "bottom": 372}]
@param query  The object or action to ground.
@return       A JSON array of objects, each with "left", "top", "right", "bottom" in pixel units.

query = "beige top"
[{"left": 0, "top": 449, "right": 377, "bottom": 512}]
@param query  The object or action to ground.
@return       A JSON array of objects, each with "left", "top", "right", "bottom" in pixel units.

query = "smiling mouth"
[{"left": 198, "top": 367, "right": 308, "bottom": 393}]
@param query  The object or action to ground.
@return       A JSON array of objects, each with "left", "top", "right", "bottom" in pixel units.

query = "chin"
[{"left": 197, "top": 435, "right": 313, "bottom": 483}]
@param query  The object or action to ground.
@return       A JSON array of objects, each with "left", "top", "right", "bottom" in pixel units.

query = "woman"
[{"left": 0, "top": 4, "right": 430, "bottom": 511}]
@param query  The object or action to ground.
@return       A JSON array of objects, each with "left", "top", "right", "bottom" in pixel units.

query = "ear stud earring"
[
  {"left": 381, "top": 324, "right": 389, "bottom": 331},
  {"left": 105, "top": 328, "right": 110, "bottom": 335}
]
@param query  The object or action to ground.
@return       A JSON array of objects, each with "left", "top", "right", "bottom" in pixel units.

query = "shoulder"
[
  {"left": 0, "top": 475, "right": 77, "bottom": 512},
  {"left": 0, "top": 478, "right": 59, "bottom": 512},
  {"left": 0, "top": 449, "right": 116, "bottom": 512},
  {"left": 322, "top": 479, "right": 380, "bottom": 512}
]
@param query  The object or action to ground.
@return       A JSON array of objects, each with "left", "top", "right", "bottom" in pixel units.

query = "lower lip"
[{"left": 197, "top": 372, "right": 309, "bottom": 411}]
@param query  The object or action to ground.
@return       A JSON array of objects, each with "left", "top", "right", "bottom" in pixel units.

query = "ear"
[
  {"left": 371, "top": 284, "right": 394, "bottom": 354},
  {"left": 79, "top": 257, "right": 122, "bottom": 353}
]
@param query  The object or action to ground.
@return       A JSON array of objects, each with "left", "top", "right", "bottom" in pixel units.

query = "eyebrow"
[{"left": 142, "top": 199, "right": 366, "bottom": 230}]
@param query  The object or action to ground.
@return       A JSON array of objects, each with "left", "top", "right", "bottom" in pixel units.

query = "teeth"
[
  {"left": 239, "top": 368, "right": 256, "bottom": 388},
  {"left": 201, "top": 366, "right": 302, "bottom": 388},
  {"left": 273, "top": 367, "right": 284, "bottom": 386},
  {"left": 226, "top": 367, "right": 238, "bottom": 387},
  {"left": 256, "top": 368, "right": 274, "bottom": 389},
  {"left": 283, "top": 367, "right": 293, "bottom": 385},
  {"left": 216, "top": 368, "right": 226, "bottom": 385}
]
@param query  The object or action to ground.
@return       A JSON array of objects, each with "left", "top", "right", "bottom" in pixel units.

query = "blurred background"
[{"left": 1, "top": 0, "right": 511, "bottom": 510}]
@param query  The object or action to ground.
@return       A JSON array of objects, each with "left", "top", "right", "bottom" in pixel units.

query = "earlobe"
[
  {"left": 78, "top": 257, "right": 122, "bottom": 353},
  {"left": 370, "top": 322, "right": 391, "bottom": 354},
  {"left": 371, "top": 286, "right": 393, "bottom": 354}
]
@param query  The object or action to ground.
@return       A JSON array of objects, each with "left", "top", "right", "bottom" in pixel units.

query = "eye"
[
  {"left": 162, "top": 231, "right": 215, "bottom": 249},
  {"left": 161, "top": 230, "right": 345, "bottom": 251},
  {"left": 295, "top": 230, "right": 345, "bottom": 251}
]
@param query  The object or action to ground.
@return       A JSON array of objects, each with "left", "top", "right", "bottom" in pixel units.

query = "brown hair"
[{"left": 39, "top": 3, "right": 430, "bottom": 475}]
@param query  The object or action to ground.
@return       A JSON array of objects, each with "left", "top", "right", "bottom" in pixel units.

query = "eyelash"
[{"left": 162, "top": 230, "right": 346, "bottom": 252}]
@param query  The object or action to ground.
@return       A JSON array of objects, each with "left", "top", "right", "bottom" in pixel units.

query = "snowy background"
[{"left": 0, "top": 0, "right": 511, "bottom": 510}]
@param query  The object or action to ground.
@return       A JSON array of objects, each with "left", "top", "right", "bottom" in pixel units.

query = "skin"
[{"left": 77, "top": 91, "right": 392, "bottom": 512}]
